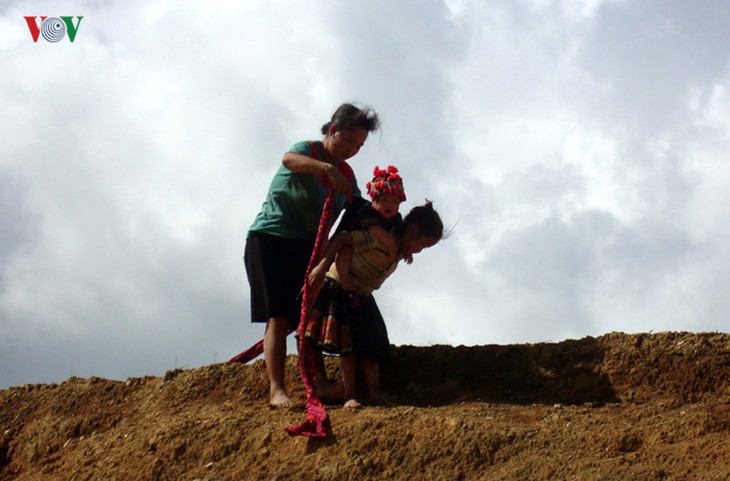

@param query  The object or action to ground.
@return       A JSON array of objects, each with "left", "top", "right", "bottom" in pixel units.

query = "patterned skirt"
[{"left": 304, "top": 277, "right": 391, "bottom": 363}]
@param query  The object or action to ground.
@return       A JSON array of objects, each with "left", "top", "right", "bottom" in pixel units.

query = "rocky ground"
[{"left": 1, "top": 331, "right": 729, "bottom": 480}]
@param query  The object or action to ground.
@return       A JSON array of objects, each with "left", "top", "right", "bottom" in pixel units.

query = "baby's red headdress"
[{"left": 366, "top": 165, "right": 406, "bottom": 202}]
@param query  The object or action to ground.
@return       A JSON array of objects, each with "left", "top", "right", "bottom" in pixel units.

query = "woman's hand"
[{"left": 322, "top": 163, "right": 351, "bottom": 197}]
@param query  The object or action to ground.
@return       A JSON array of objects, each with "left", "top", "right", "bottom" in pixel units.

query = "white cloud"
[{"left": 1, "top": 0, "right": 730, "bottom": 388}]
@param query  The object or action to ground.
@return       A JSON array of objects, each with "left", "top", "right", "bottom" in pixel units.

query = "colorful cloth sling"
[{"left": 284, "top": 187, "right": 336, "bottom": 437}]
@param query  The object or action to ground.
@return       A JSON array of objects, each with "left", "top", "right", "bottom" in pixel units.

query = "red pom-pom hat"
[{"left": 365, "top": 165, "right": 406, "bottom": 202}]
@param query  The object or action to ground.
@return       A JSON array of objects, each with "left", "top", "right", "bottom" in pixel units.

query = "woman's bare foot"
[
  {"left": 269, "top": 387, "right": 293, "bottom": 408},
  {"left": 344, "top": 398, "right": 362, "bottom": 409}
]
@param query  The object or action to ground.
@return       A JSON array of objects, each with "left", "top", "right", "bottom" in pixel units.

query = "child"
[
  {"left": 244, "top": 102, "right": 381, "bottom": 407},
  {"left": 335, "top": 165, "right": 407, "bottom": 292},
  {"left": 305, "top": 200, "right": 445, "bottom": 408}
]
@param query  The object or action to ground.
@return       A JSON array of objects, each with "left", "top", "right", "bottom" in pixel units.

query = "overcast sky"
[{"left": 1, "top": 0, "right": 729, "bottom": 389}]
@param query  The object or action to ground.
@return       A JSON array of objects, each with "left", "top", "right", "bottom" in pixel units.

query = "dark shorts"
[{"left": 244, "top": 232, "right": 314, "bottom": 329}]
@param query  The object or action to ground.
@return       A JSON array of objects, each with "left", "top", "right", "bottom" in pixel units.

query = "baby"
[{"left": 336, "top": 165, "right": 406, "bottom": 291}]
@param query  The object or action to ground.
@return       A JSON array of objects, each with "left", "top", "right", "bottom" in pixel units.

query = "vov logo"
[{"left": 24, "top": 16, "right": 84, "bottom": 43}]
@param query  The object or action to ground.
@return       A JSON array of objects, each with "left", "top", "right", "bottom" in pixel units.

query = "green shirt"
[{"left": 247, "top": 141, "right": 361, "bottom": 241}]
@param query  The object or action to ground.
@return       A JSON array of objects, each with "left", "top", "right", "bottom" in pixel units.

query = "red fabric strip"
[{"left": 285, "top": 189, "right": 335, "bottom": 437}]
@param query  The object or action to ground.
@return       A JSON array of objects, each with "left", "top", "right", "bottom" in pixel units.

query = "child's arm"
[
  {"left": 368, "top": 225, "right": 397, "bottom": 260},
  {"left": 307, "top": 232, "right": 353, "bottom": 297},
  {"left": 335, "top": 246, "right": 356, "bottom": 291},
  {"left": 282, "top": 152, "right": 350, "bottom": 196}
]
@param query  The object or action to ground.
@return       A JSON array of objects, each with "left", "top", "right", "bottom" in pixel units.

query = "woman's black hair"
[
  {"left": 321, "top": 103, "right": 381, "bottom": 135},
  {"left": 402, "top": 200, "right": 445, "bottom": 241}
]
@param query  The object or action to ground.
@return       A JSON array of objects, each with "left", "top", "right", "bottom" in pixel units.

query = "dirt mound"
[{"left": 1, "top": 331, "right": 729, "bottom": 480}]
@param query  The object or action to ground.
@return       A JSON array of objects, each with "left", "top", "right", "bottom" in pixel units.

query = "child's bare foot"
[
  {"left": 344, "top": 398, "right": 362, "bottom": 409},
  {"left": 315, "top": 380, "right": 345, "bottom": 403},
  {"left": 269, "top": 388, "right": 293, "bottom": 408}
]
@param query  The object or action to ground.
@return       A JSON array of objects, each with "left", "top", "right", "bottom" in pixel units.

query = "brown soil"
[{"left": 1, "top": 331, "right": 729, "bottom": 481}]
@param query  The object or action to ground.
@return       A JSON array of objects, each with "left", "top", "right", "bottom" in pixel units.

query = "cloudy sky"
[{"left": 1, "top": 0, "right": 729, "bottom": 389}]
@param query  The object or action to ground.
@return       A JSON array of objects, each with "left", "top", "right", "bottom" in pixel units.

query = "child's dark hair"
[
  {"left": 321, "top": 103, "right": 381, "bottom": 135},
  {"left": 402, "top": 200, "right": 444, "bottom": 241}
]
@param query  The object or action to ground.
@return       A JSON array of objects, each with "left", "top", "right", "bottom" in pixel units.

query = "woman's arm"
[{"left": 282, "top": 152, "right": 350, "bottom": 195}]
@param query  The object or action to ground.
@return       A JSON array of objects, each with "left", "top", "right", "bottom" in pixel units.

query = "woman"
[{"left": 244, "top": 103, "right": 381, "bottom": 407}]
